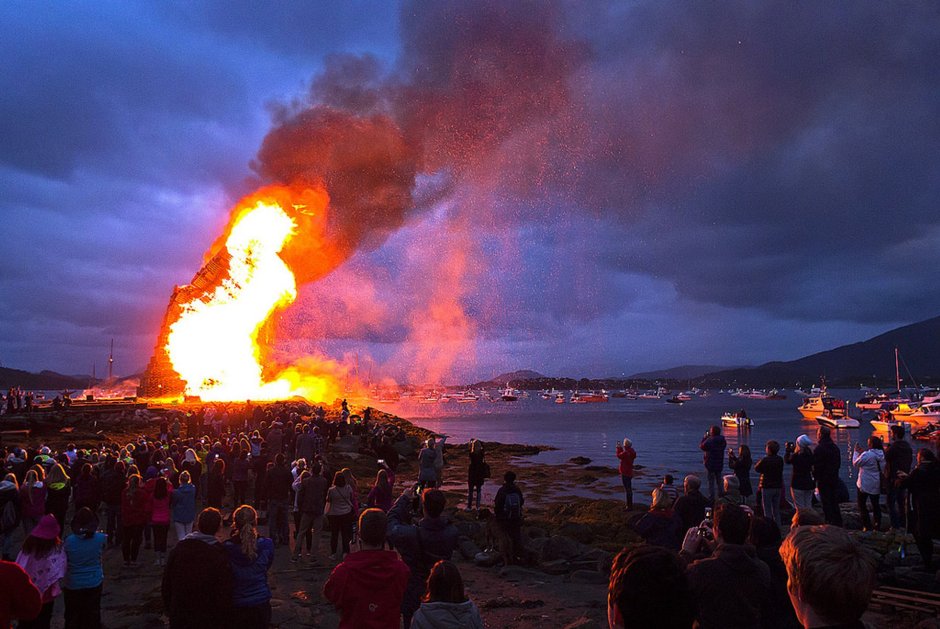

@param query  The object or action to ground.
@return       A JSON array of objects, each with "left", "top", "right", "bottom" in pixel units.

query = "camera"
[{"left": 786, "top": 441, "right": 794, "bottom": 451}]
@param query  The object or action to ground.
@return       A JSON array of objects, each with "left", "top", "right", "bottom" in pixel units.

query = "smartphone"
[
  {"left": 377, "top": 459, "right": 385, "bottom": 465},
  {"left": 704, "top": 507, "right": 713, "bottom": 520}
]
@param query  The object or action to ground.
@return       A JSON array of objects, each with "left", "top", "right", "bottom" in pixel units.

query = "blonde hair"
[
  {"left": 233, "top": 505, "right": 259, "bottom": 561},
  {"left": 179, "top": 470, "right": 191, "bottom": 484},
  {"left": 24, "top": 469, "right": 40, "bottom": 504},
  {"left": 651, "top": 487, "right": 670, "bottom": 510},
  {"left": 46, "top": 464, "right": 70, "bottom": 486},
  {"left": 3, "top": 473, "right": 17, "bottom": 489}
]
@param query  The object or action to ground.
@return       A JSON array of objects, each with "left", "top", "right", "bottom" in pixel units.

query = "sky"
[{"left": 1, "top": 1, "right": 938, "bottom": 384}]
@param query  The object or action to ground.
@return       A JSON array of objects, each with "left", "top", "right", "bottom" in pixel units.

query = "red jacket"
[
  {"left": 0, "top": 560, "right": 42, "bottom": 628},
  {"left": 616, "top": 445, "right": 637, "bottom": 477},
  {"left": 323, "top": 549, "right": 410, "bottom": 629},
  {"left": 121, "top": 490, "right": 149, "bottom": 526}
]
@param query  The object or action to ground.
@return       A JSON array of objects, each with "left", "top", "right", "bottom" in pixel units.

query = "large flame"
[{"left": 165, "top": 187, "right": 344, "bottom": 402}]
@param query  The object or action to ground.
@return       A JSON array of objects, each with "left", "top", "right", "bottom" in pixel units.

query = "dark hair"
[
  {"left": 212, "top": 459, "right": 225, "bottom": 475},
  {"left": 196, "top": 508, "right": 223, "bottom": 535},
  {"left": 766, "top": 440, "right": 780, "bottom": 455},
  {"left": 275, "top": 453, "right": 285, "bottom": 466},
  {"left": 715, "top": 503, "right": 749, "bottom": 545},
  {"left": 358, "top": 508, "right": 387, "bottom": 547},
  {"left": 504, "top": 470, "right": 517, "bottom": 484},
  {"left": 423, "top": 488, "right": 446, "bottom": 518},
  {"left": 154, "top": 476, "right": 168, "bottom": 500},
  {"left": 747, "top": 516, "right": 782, "bottom": 548},
  {"left": 332, "top": 471, "right": 346, "bottom": 487},
  {"left": 21, "top": 535, "right": 60, "bottom": 558},
  {"left": 890, "top": 424, "right": 905, "bottom": 439},
  {"left": 424, "top": 560, "right": 467, "bottom": 603},
  {"left": 868, "top": 436, "right": 883, "bottom": 450},
  {"left": 664, "top": 474, "right": 674, "bottom": 484},
  {"left": 70, "top": 507, "right": 98, "bottom": 540},
  {"left": 918, "top": 448, "right": 937, "bottom": 463},
  {"left": 608, "top": 546, "right": 696, "bottom": 629}
]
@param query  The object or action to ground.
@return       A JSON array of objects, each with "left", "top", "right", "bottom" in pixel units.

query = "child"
[
  {"left": 16, "top": 514, "right": 67, "bottom": 629},
  {"left": 659, "top": 475, "right": 679, "bottom": 507}
]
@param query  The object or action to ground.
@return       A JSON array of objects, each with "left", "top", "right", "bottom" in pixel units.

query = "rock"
[
  {"left": 393, "top": 440, "right": 416, "bottom": 457},
  {"left": 499, "top": 565, "right": 545, "bottom": 581},
  {"left": 331, "top": 436, "right": 360, "bottom": 453},
  {"left": 459, "top": 539, "right": 482, "bottom": 559},
  {"left": 526, "top": 526, "right": 549, "bottom": 539},
  {"left": 563, "top": 617, "right": 602, "bottom": 629},
  {"left": 455, "top": 520, "right": 482, "bottom": 538},
  {"left": 568, "top": 456, "right": 592, "bottom": 465},
  {"left": 540, "top": 535, "right": 582, "bottom": 561},
  {"left": 540, "top": 559, "right": 571, "bottom": 575},
  {"left": 558, "top": 523, "right": 594, "bottom": 544},
  {"left": 569, "top": 569, "right": 609, "bottom": 584},
  {"left": 475, "top": 551, "right": 500, "bottom": 567},
  {"left": 525, "top": 537, "right": 549, "bottom": 556}
]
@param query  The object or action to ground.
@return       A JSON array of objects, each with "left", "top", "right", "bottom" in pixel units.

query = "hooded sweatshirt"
[
  {"left": 323, "top": 549, "right": 410, "bottom": 629},
  {"left": 411, "top": 600, "right": 485, "bottom": 629}
]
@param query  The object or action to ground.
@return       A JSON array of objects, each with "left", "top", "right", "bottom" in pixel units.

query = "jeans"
[
  {"left": 233, "top": 480, "right": 248, "bottom": 507},
  {"left": 152, "top": 523, "right": 169, "bottom": 553},
  {"left": 886, "top": 486, "right": 906, "bottom": 529},
  {"left": 791, "top": 488, "right": 814, "bottom": 511},
  {"left": 467, "top": 484, "right": 482, "bottom": 510},
  {"left": 174, "top": 521, "right": 193, "bottom": 543},
  {"left": 857, "top": 491, "right": 881, "bottom": 531},
  {"left": 761, "top": 487, "right": 782, "bottom": 525},
  {"left": 292, "top": 513, "right": 323, "bottom": 557},
  {"left": 705, "top": 470, "right": 723, "bottom": 502},
  {"left": 328, "top": 512, "right": 354, "bottom": 556},
  {"left": 818, "top": 481, "right": 843, "bottom": 526},
  {"left": 620, "top": 475, "right": 633, "bottom": 508},
  {"left": 268, "top": 499, "right": 290, "bottom": 545},
  {"left": 64, "top": 584, "right": 102, "bottom": 629},
  {"left": 122, "top": 524, "right": 144, "bottom": 562}
]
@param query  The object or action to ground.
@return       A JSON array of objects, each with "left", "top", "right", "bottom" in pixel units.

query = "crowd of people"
[{"left": 0, "top": 396, "right": 936, "bottom": 628}]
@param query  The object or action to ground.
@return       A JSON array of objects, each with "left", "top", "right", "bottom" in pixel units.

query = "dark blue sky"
[{"left": 1, "top": 2, "right": 938, "bottom": 383}]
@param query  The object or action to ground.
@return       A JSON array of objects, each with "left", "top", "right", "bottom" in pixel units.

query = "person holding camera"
[
  {"left": 754, "top": 441, "right": 784, "bottom": 526},
  {"left": 699, "top": 427, "right": 727, "bottom": 503},
  {"left": 784, "top": 435, "right": 815, "bottom": 511}
]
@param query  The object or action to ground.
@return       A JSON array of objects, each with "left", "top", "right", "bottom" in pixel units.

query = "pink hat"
[{"left": 31, "top": 514, "right": 61, "bottom": 540}]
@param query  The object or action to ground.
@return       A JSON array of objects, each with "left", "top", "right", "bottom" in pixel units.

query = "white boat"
[
  {"left": 554, "top": 392, "right": 565, "bottom": 404},
  {"left": 870, "top": 418, "right": 916, "bottom": 433},
  {"left": 903, "top": 403, "right": 940, "bottom": 427},
  {"left": 501, "top": 385, "right": 519, "bottom": 402},
  {"left": 797, "top": 385, "right": 847, "bottom": 419},
  {"left": 570, "top": 390, "right": 609, "bottom": 403},
  {"left": 815, "top": 412, "right": 860, "bottom": 429},
  {"left": 456, "top": 391, "right": 479, "bottom": 403},
  {"left": 721, "top": 410, "right": 754, "bottom": 428}
]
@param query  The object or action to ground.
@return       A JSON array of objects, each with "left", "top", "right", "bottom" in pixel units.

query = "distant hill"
[
  {"left": 629, "top": 365, "right": 741, "bottom": 381},
  {"left": 473, "top": 370, "right": 547, "bottom": 387},
  {"left": 0, "top": 367, "right": 92, "bottom": 390},
  {"left": 696, "top": 315, "right": 940, "bottom": 388}
]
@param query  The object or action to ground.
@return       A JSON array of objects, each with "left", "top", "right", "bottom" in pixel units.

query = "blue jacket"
[
  {"left": 171, "top": 483, "right": 197, "bottom": 523},
  {"left": 700, "top": 434, "right": 727, "bottom": 473},
  {"left": 223, "top": 536, "right": 274, "bottom": 607}
]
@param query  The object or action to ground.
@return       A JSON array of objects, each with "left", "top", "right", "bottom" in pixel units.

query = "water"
[{"left": 387, "top": 389, "right": 894, "bottom": 496}]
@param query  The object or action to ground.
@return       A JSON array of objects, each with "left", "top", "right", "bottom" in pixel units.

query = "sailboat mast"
[
  {"left": 895, "top": 346, "right": 901, "bottom": 392},
  {"left": 108, "top": 338, "right": 114, "bottom": 381}
]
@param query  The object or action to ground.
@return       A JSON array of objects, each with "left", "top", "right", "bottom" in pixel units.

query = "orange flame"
[{"left": 165, "top": 185, "right": 345, "bottom": 402}]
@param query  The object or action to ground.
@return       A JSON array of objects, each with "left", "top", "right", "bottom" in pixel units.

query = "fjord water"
[{"left": 393, "top": 390, "right": 877, "bottom": 496}]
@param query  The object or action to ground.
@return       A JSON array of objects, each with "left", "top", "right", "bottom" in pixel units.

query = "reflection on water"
[{"left": 387, "top": 389, "right": 903, "bottom": 497}]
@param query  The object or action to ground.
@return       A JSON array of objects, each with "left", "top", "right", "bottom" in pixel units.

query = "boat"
[
  {"left": 665, "top": 395, "right": 684, "bottom": 405},
  {"left": 856, "top": 391, "right": 891, "bottom": 411},
  {"left": 721, "top": 410, "right": 754, "bottom": 428},
  {"left": 570, "top": 391, "right": 609, "bottom": 403},
  {"left": 815, "top": 411, "right": 860, "bottom": 429},
  {"left": 554, "top": 392, "right": 565, "bottom": 404},
  {"left": 869, "top": 410, "right": 915, "bottom": 434},
  {"left": 902, "top": 403, "right": 940, "bottom": 427},
  {"left": 797, "top": 385, "right": 847, "bottom": 419},
  {"left": 456, "top": 391, "right": 479, "bottom": 403},
  {"left": 637, "top": 391, "right": 661, "bottom": 399},
  {"left": 676, "top": 392, "right": 693, "bottom": 402},
  {"left": 500, "top": 385, "right": 519, "bottom": 402}
]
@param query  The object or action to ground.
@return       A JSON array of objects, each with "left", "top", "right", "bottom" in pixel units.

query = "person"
[
  {"left": 699, "top": 426, "right": 726, "bottom": 502},
  {"left": 790, "top": 509, "right": 824, "bottom": 529},
  {"left": 0, "top": 559, "right": 42, "bottom": 628},
  {"left": 747, "top": 516, "right": 800, "bottom": 629},
  {"left": 632, "top": 488, "right": 681, "bottom": 550},
  {"left": 779, "top": 525, "right": 876, "bottom": 629},
  {"left": 366, "top": 468, "right": 393, "bottom": 513},
  {"left": 231, "top": 451, "right": 250, "bottom": 508},
  {"left": 292, "top": 462, "right": 328, "bottom": 563},
  {"left": 897, "top": 448, "right": 940, "bottom": 571},
  {"left": 19, "top": 469, "right": 47, "bottom": 539},
  {"left": 607, "top": 545, "right": 696, "bottom": 629},
  {"left": 323, "top": 509, "right": 410, "bottom": 629},
  {"left": 121, "top": 474, "right": 147, "bottom": 567},
  {"left": 785, "top": 436, "right": 815, "bottom": 511},
  {"left": 432, "top": 435, "right": 447, "bottom": 487},
  {"left": 467, "top": 439, "right": 487, "bottom": 511},
  {"left": 149, "top": 476, "right": 173, "bottom": 565},
  {"left": 224, "top": 505, "right": 274, "bottom": 629},
  {"left": 615, "top": 438, "right": 637, "bottom": 509},
  {"left": 659, "top": 474, "right": 679, "bottom": 506},
  {"left": 884, "top": 424, "right": 913, "bottom": 531},
  {"left": 728, "top": 444, "right": 754, "bottom": 503},
  {"left": 162, "top": 508, "right": 234, "bottom": 629},
  {"left": 674, "top": 475, "right": 709, "bottom": 532},
  {"left": 680, "top": 503, "right": 771, "bottom": 629},
  {"left": 100, "top": 461, "right": 125, "bottom": 547},
  {"left": 264, "top": 454, "right": 293, "bottom": 547},
  {"left": 754, "top": 440, "right": 784, "bottom": 526},
  {"left": 417, "top": 440, "right": 437, "bottom": 490},
  {"left": 206, "top": 459, "right": 226, "bottom": 510},
  {"left": 0, "top": 474, "right": 20, "bottom": 561},
  {"left": 494, "top": 470, "right": 525, "bottom": 564},
  {"left": 171, "top": 470, "right": 197, "bottom": 543},
  {"left": 43, "top": 464, "right": 70, "bottom": 530},
  {"left": 716, "top": 475, "right": 743, "bottom": 507},
  {"left": 15, "top": 514, "right": 67, "bottom": 629},
  {"left": 411, "top": 560, "right": 484, "bottom": 629},
  {"left": 851, "top": 436, "right": 885, "bottom": 532},
  {"left": 812, "top": 426, "right": 842, "bottom": 526},
  {"left": 62, "top": 507, "right": 107, "bottom": 629},
  {"left": 325, "top": 471, "right": 356, "bottom": 561},
  {"left": 386, "top": 487, "right": 459, "bottom": 629}
]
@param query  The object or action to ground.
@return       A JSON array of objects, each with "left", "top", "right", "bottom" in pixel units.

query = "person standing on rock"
[
  {"left": 896, "top": 448, "right": 940, "bottom": 571},
  {"left": 494, "top": 471, "right": 525, "bottom": 565},
  {"left": 432, "top": 435, "right": 447, "bottom": 488},
  {"left": 467, "top": 439, "right": 487, "bottom": 511},
  {"left": 812, "top": 426, "right": 842, "bottom": 526},
  {"left": 699, "top": 427, "right": 726, "bottom": 503},
  {"left": 615, "top": 438, "right": 636, "bottom": 510},
  {"left": 884, "top": 424, "right": 913, "bottom": 531}
]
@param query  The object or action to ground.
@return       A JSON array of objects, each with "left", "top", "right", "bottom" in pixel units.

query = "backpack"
[
  {"left": 504, "top": 490, "right": 522, "bottom": 521},
  {"left": 0, "top": 499, "right": 17, "bottom": 533}
]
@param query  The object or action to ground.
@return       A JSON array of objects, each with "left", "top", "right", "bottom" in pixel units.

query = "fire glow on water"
[{"left": 165, "top": 190, "right": 343, "bottom": 402}]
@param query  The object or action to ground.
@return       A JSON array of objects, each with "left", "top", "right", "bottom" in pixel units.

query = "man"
[
  {"left": 494, "top": 470, "right": 525, "bottom": 564},
  {"left": 265, "top": 453, "right": 293, "bottom": 546},
  {"left": 295, "top": 425, "right": 316, "bottom": 465},
  {"left": 432, "top": 435, "right": 448, "bottom": 487},
  {"left": 780, "top": 525, "right": 876, "bottom": 629},
  {"left": 812, "top": 426, "right": 843, "bottom": 526},
  {"left": 615, "top": 438, "right": 637, "bottom": 509},
  {"left": 387, "top": 487, "right": 459, "bottom": 629},
  {"left": 292, "top": 462, "right": 329, "bottom": 562},
  {"left": 699, "top": 426, "right": 727, "bottom": 502},
  {"left": 884, "top": 424, "right": 913, "bottom": 530},
  {"left": 607, "top": 545, "right": 696, "bottom": 629},
  {"left": 673, "top": 474, "right": 709, "bottom": 532},
  {"left": 324, "top": 509, "right": 410, "bottom": 629},
  {"left": 680, "top": 503, "right": 771, "bottom": 629},
  {"left": 161, "top": 508, "right": 233, "bottom": 629}
]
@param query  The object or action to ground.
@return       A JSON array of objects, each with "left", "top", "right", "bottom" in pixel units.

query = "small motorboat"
[
  {"left": 500, "top": 385, "right": 519, "bottom": 402},
  {"left": 665, "top": 396, "right": 684, "bottom": 405},
  {"left": 554, "top": 392, "right": 565, "bottom": 404},
  {"left": 721, "top": 410, "right": 754, "bottom": 428},
  {"left": 815, "top": 411, "right": 860, "bottom": 429}
]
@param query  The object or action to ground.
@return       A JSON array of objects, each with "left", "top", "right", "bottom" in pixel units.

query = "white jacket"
[{"left": 852, "top": 448, "right": 885, "bottom": 496}]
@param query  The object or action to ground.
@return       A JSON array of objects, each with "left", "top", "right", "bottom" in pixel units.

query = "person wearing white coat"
[{"left": 852, "top": 436, "right": 885, "bottom": 531}]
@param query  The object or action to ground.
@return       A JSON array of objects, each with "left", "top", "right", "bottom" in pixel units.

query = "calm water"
[{"left": 386, "top": 389, "right": 893, "bottom": 496}]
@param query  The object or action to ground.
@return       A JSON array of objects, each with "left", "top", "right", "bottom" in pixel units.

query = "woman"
[
  {"left": 163, "top": 458, "right": 180, "bottom": 488},
  {"left": 16, "top": 514, "right": 67, "bottom": 629},
  {"left": 728, "top": 444, "right": 754, "bottom": 502},
  {"left": 206, "top": 459, "right": 226, "bottom": 510},
  {"left": 171, "top": 470, "right": 197, "bottom": 543},
  {"left": 149, "top": 476, "right": 173, "bottom": 566},
  {"left": 20, "top": 468, "right": 47, "bottom": 538},
  {"left": 180, "top": 449, "right": 202, "bottom": 498},
  {"left": 62, "top": 507, "right": 106, "bottom": 629},
  {"left": 754, "top": 441, "right": 784, "bottom": 526},
  {"left": 417, "top": 441, "right": 437, "bottom": 490},
  {"left": 467, "top": 440, "right": 487, "bottom": 511},
  {"left": 897, "top": 448, "right": 940, "bottom": 571},
  {"left": 291, "top": 470, "right": 312, "bottom": 556},
  {"left": 224, "top": 505, "right": 274, "bottom": 629},
  {"left": 785, "top": 435, "right": 815, "bottom": 511},
  {"left": 72, "top": 464, "right": 101, "bottom": 514},
  {"left": 631, "top": 488, "right": 682, "bottom": 550},
  {"left": 367, "top": 468, "right": 393, "bottom": 513},
  {"left": 232, "top": 450, "right": 251, "bottom": 507},
  {"left": 120, "top": 474, "right": 147, "bottom": 567},
  {"left": 411, "top": 560, "right": 484, "bottom": 629},
  {"left": 852, "top": 436, "right": 885, "bottom": 532},
  {"left": 325, "top": 471, "right": 355, "bottom": 560},
  {"left": 615, "top": 438, "right": 637, "bottom": 510},
  {"left": 0, "top": 473, "right": 21, "bottom": 561},
  {"left": 44, "top": 463, "right": 71, "bottom": 530}
]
